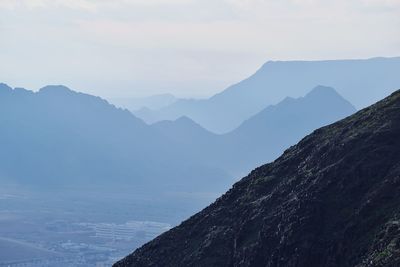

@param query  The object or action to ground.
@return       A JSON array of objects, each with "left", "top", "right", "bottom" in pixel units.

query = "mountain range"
[
  {"left": 110, "top": 93, "right": 177, "bottom": 112},
  {"left": 0, "top": 83, "right": 355, "bottom": 196},
  {"left": 0, "top": 84, "right": 229, "bottom": 193},
  {"left": 115, "top": 89, "right": 400, "bottom": 267},
  {"left": 134, "top": 57, "right": 400, "bottom": 133},
  {"left": 154, "top": 86, "right": 356, "bottom": 176}
]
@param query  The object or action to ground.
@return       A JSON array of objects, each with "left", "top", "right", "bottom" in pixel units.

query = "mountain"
[
  {"left": 110, "top": 93, "right": 177, "bottom": 112},
  {"left": 153, "top": 86, "right": 356, "bottom": 177},
  {"left": 115, "top": 89, "right": 400, "bottom": 267},
  {"left": 0, "top": 83, "right": 355, "bottom": 192},
  {"left": 134, "top": 107, "right": 161, "bottom": 124},
  {"left": 152, "top": 116, "right": 217, "bottom": 147},
  {"left": 222, "top": 85, "right": 356, "bottom": 174},
  {"left": 152, "top": 116, "right": 221, "bottom": 168},
  {"left": 137, "top": 57, "right": 400, "bottom": 133},
  {"left": 0, "top": 84, "right": 230, "bottom": 193}
]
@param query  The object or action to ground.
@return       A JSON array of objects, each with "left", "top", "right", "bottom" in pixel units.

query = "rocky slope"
[{"left": 115, "top": 89, "right": 400, "bottom": 267}]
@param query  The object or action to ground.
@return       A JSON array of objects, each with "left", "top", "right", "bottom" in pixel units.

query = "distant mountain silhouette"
[
  {"left": 134, "top": 107, "right": 159, "bottom": 124},
  {"left": 222, "top": 86, "right": 356, "bottom": 174},
  {"left": 0, "top": 83, "right": 12, "bottom": 94},
  {"left": 0, "top": 84, "right": 229, "bottom": 193},
  {"left": 152, "top": 116, "right": 220, "bottom": 165},
  {"left": 110, "top": 93, "right": 177, "bottom": 112},
  {"left": 115, "top": 89, "right": 400, "bottom": 267},
  {"left": 0, "top": 84, "right": 355, "bottom": 196},
  {"left": 153, "top": 86, "right": 356, "bottom": 176},
  {"left": 136, "top": 57, "right": 400, "bottom": 133},
  {"left": 152, "top": 116, "right": 216, "bottom": 146}
]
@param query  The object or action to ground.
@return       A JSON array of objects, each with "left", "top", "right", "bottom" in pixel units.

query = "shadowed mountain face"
[
  {"left": 115, "top": 89, "right": 400, "bottom": 267},
  {"left": 138, "top": 57, "right": 400, "bottom": 133},
  {"left": 0, "top": 84, "right": 230, "bottom": 193}
]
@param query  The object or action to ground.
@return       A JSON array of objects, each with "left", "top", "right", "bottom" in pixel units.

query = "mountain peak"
[
  {"left": 305, "top": 85, "right": 339, "bottom": 98},
  {"left": 0, "top": 83, "right": 12, "bottom": 94},
  {"left": 39, "top": 85, "right": 75, "bottom": 96},
  {"left": 236, "top": 85, "right": 356, "bottom": 135},
  {"left": 175, "top": 115, "right": 196, "bottom": 125},
  {"left": 153, "top": 115, "right": 211, "bottom": 133},
  {"left": 303, "top": 85, "right": 355, "bottom": 111}
]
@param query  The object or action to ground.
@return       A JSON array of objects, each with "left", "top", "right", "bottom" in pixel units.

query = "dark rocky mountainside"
[{"left": 115, "top": 89, "right": 400, "bottom": 267}]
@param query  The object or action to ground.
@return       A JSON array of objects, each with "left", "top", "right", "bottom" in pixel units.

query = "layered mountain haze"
[
  {"left": 110, "top": 94, "right": 178, "bottom": 112},
  {"left": 153, "top": 86, "right": 356, "bottom": 176},
  {"left": 0, "top": 82, "right": 356, "bottom": 248},
  {"left": 0, "top": 84, "right": 230, "bottom": 193},
  {"left": 1, "top": 71, "right": 397, "bottom": 266},
  {"left": 152, "top": 116, "right": 218, "bottom": 149},
  {"left": 0, "top": 83, "right": 356, "bottom": 197},
  {"left": 115, "top": 89, "right": 400, "bottom": 267},
  {"left": 136, "top": 57, "right": 400, "bottom": 133},
  {"left": 221, "top": 86, "right": 356, "bottom": 174}
]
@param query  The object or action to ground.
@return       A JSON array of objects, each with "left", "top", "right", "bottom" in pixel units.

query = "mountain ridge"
[
  {"left": 0, "top": 84, "right": 231, "bottom": 193},
  {"left": 220, "top": 85, "right": 356, "bottom": 174},
  {"left": 148, "top": 86, "right": 356, "bottom": 177},
  {"left": 136, "top": 57, "right": 400, "bottom": 133}
]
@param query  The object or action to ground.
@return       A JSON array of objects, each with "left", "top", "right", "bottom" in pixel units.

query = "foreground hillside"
[{"left": 115, "top": 89, "right": 400, "bottom": 267}]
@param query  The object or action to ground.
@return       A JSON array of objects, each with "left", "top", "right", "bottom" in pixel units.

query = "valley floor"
[{"left": 0, "top": 186, "right": 220, "bottom": 267}]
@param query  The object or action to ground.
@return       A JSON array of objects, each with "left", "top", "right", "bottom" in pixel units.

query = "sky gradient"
[{"left": 0, "top": 0, "right": 399, "bottom": 98}]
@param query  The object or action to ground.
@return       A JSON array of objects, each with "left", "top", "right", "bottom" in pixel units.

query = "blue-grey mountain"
[
  {"left": 153, "top": 86, "right": 356, "bottom": 176},
  {"left": 0, "top": 84, "right": 355, "bottom": 196},
  {"left": 110, "top": 93, "right": 177, "bottom": 112},
  {"left": 0, "top": 84, "right": 229, "bottom": 194},
  {"left": 138, "top": 57, "right": 400, "bottom": 133}
]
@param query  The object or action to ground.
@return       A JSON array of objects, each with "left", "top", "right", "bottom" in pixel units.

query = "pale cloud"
[
  {"left": 361, "top": 0, "right": 400, "bottom": 8},
  {"left": 0, "top": 0, "right": 98, "bottom": 10},
  {"left": 1, "top": 0, "right": 399, "bottom": 12},
  {"left": 0, "top": 0, "right": 197, "bottom": 10},
  {"left": 0, "top": 0, "right": 399, "bottom": 97}
]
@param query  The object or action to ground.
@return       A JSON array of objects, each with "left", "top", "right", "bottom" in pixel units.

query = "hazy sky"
[{"left": 0, "top": 0, "right": 399, "bottom": 98}]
